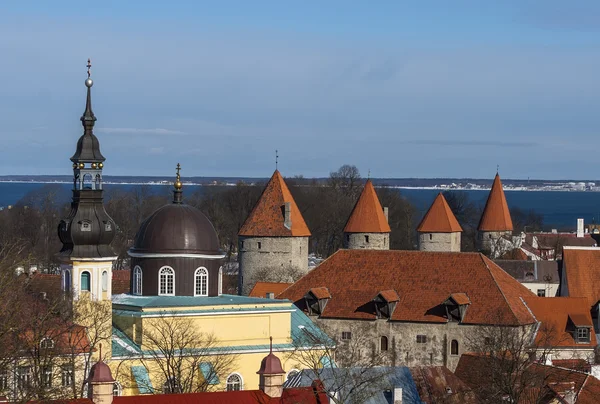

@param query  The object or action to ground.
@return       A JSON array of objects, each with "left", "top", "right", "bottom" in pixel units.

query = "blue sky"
[{"left": 1, "top": 1, "right": 599, "bottom": 179}]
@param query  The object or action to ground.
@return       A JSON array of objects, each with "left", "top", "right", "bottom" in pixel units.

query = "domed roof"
[
  {"left": 130, "top": 203, "right": 222, "bottom": 256},
  {"left": 257, "top": 338, "right": 284, "bottom": 375},
  {"left": 88, "top": 361, "right": 114, "bottom": 383}
]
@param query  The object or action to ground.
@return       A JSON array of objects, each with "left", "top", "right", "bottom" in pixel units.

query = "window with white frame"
[
  {"left": 0, "top": 370, "right": 7, "bottom": 391},
  {"left": 17, "top": 366, "right": 31, "bottom": 389},
  {"left": 218, "top": 266, "right": 223, "bottom": 295},
  {"left": 133, "top": 266, "right": 142, "bottom": 295},
  {"left": 40, "top": 338, "right": 55, "bottom": 349},
  {"left": 41, "top": 366, "right": 53, "bottom": 388},
  {"left": 194, "top": 267, "right": 208, "bottom": 296},
  {"left": 159, "top": 267, "right": 175, "bottom": 296},
  {"left": 61, "top": 365, "right": 74, "bottom": 387},
  {"left": 576, "top": 327, "right": 590, "bottom": 343},
  {"left": 102, "top": 271, "right": 108, "bottom": 292},
  {"left": 81, "top": 271, "right": 91, "bottom": 292},
  {"left": 226, "top": 373, "right": 242, "bottom": 391},
  {"left": 113, "top": 382, "right": 122, "bottom": 396}
]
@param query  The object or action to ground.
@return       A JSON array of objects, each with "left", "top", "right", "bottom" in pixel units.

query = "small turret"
[
  {"left": 257, "top": 337, "right": 285, "bottom": 398},
  {"left": 88, "top": 346, "right": 115, "bottom": 404},
  {"left": 343, "top": 180, "right": 391, "bottom": 250},
  {"left": 417, "top": 193, "right": 462, "bottom": 252},
  {"left": 478, "top": 173, "right": 514, "bottom": 256}
]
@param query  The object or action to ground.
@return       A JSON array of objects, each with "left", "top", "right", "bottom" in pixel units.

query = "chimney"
[
  {"left": 384, "top": 207, "right": 389, "bottom": 223},
  {"left": 394, "top": 387, "right": 403, "bottom": 403},
  {"left": 266, "top": 292, "right": 275, "bottom": 299},
  {"left": 577, "top": 218, "right": 584, "bottom": 238},
  {"left": 284, "top": 202, "right": 292, "bottom": 229}
]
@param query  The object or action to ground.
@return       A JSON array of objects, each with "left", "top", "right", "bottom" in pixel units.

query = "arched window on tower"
[
  {"left": 133, "top": 266, "right": 142, "bottom": 295},
  {"left": 451, "top": 339, "right": 459, "bottom": 356},
  {"left": 81, "top": 272, "right": 91, "bottom": 292},
  {"left": 83, "top": 173, "right": 93, "bottom": 190},
  {"left": 194, "top": 268, "right": 208, "bottom": 296},
  {"left": 64, "top": 270, "right": 71, "bottom": 292},
  {"left": 101, "top": 271, "right": 108, "bottom": 292},
  {"left": 159, "top": 267, "right": 175, "bottom": 296}
]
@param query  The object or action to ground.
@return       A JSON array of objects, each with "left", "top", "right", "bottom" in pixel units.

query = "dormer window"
[
  {"left": 80, "top": 220, "right": 91, "bottom": 232},
  {"left": 443, "top": 293, "right": 471, "bottom": 323},
  {"left": 576, "top": 327, "right": 590, "bottom": 343},
  {"left": 40, "top": 338, "right": 55, "bottom": 349},
  {"left": 304, "top": 287, "right": 332, "bottom": 316},
  {"left": 373, "top": 290, "right": 400, "bottom": 319}
]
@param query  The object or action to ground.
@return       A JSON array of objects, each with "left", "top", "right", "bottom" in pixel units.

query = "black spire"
[
  {"left": 173, "top": 163, "right": 183, "bottom": 204},
  {"left": 71, "top": 58, "right": 105, "bottom": 163},
  {"left": 58, "top": 59, "right": 116, "bottom": 260}
]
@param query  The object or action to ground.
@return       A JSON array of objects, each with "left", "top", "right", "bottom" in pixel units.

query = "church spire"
[
  {"left": 81, "top": 58, "right": 96, "bottom": 132},
  {"left": 173, "top": 163, "right": 183, "bottom": 204}
]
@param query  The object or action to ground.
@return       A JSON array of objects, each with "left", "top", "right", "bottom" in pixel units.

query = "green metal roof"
[
  {"left": 131, "top": 366, "right": 153, "bottom": 394},
  {"left": 112, "top": 293, "right": 291, "bottom": 309}
]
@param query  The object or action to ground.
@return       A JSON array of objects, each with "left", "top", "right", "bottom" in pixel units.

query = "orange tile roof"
[
  {"left": 378, "top": 289, "right": 400, "bottom": 302},
  {"left": 238, "top": 170, "right": 311, "bottom": 237},
  {"left": 449, "top": 292, "right": 471, "bottom": 305},
  {"left": 248, "top": 282, "right": 291, "bottom": 298},
  {"left": 417, "top": 193, "right": 462, "bottom": 233},
  {"left": 523, "top": 296, "right": 596, "bottom": 348},
  {"left": 478, "top": 173, "right": 513, "bottom": 232},
  {"left": 279, "top": 250, "right": 536, "bottom": 325},
  {"left": 562, "top": 247, "right": 600, "bottom": 306},
  {"left": 343, "top": 180, "right": 391, "bottom": 233},
  {"left": 309, "top": 287, "right": 332, "bottom": 300}
]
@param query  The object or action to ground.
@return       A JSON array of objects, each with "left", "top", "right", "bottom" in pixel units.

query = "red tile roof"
[
  {"left": 478, "top": 173, "right": 513, "bottom": 232},
  {"left": 378, "top": 289, "right": 400, "bottom": 302},
  {"left": 309, "top": 287, "right": 332, "bottom": 300},
  {"left": 343, "top": 180, "right": 390, "bottom": 233},
  {"left": 455, "top": 353, "right": 600, "bottom": 404},
  {"left": 552, "top": 359, "right": 592, "bottom": 373},
  {"left": 523, "top": 296, "right": 597, "bottom": 348},
  {"left": 562, "top": 247, "right": 600, "bottom": 306},
  {"left": 239, "top": 170, "right": 311, "bottom": 237},
  {"left": 279, "top": 250, "right": 536, "bottom": 326},
  {"left": 448, "top": 292, "right": 471, "bottom": 306},
  {"left": 417, "top": 193, "right": 463, "bottom": 233},
  {"left": 248, "top": 282, "right": 292, "bottom": 298},
  {"left": 409, "top": 366, "right": 478, "bottom": 404},
  {"left": 498, "top": 248, "right": 528, "bottom": 261}
]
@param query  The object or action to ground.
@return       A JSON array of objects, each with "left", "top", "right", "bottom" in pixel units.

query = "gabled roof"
[
  {"left": 447, "top": 292, "right": 471, "bottom": 306},
  {"left": 248, "top": 282, "right": 292, "bottom": 298},
  {"left": 478, "top": 173, "right": 513, "bottom": 232},
  {"left": 279, "top": 250, "right": 536, "bottom": 326},
  {"left": 417, "top": 193, "right": 462, "bottom": 233},
  {"left": 562, "top": 247, "right": 600, "bottom": 306},
  {"left": 344, "top": 180, "right": 391, "bottom": 234},
  {"left": 238, "top": 170, "right": 311, "bottom": 237},
  {"left": 522, "top": 296, "right": 597, "bottom": 348},
  {"left": 378, "top": 289, "right": 400, "bottom": 303}
]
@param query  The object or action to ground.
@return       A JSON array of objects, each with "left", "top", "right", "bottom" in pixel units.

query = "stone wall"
[
  {"left": 344, "top": 233, "right": 389, "bottom": 250},
  {"left": 313, "top": 317, "right": 535, "bottom": 372},
  {"left": 418, "top": 232, "right": 461, "bottom": 252},
  {"left": 478, "top": 230, "right": 512, "bottom": 257},
  {"left": 238, "top": 236, "right": 308, "bottom": 295}
]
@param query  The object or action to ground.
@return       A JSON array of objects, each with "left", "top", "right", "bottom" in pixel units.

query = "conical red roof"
[
  {"left": 344, "top": 180, "right": 391, "bottom": 233},
  {"left": 238, "top": 170, "right": 311, "bottom": 237},
  {"left": 417, "top": 193, "right": 462, "bottom": 233},
  {"left": 478, "top": 173, "right": 513, "bottom": 232}
]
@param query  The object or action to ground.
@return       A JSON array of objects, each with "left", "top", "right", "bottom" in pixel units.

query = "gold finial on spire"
[{"left": 174, "top": 163, "right": 182, "bottom": 190}]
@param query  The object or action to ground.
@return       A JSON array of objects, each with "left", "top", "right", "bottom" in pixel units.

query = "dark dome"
[{"left": 130, "top": 204, "right": 221, "bottom": 255}]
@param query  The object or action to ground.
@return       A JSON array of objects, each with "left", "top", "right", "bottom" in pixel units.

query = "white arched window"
[
  {"left": 101, "top": 271, "right": 108, "bottom": 292},
  {"left": 194, "top": 267, "right": 208, "bottom": 296},
  {"left": 64, "top": 270, "right": 71, "bottom": 291},
  {"left": 159, "top": 267, "right": 175, "bottom": 296},
  {"left": 218, "top": 266, "right": 223, "bottom": 295},
  {"left": 226, "top": 373, "right": 242, "bottom": 391},
  {"left": 113, "top": 382, "right": 122, "bottom": 396},
  {"left": 133, "top": 266, "right": 142, "bottom": 295}
]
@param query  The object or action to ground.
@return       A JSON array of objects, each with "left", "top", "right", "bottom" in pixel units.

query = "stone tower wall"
[
  {"left": 344, "top": 233, "right": 389, "bottom": 250},
  {"left": 418, "top": 232, "right": 461, "bottom": 252},
  {"left": 478, "top": 230, "right": 512, "bottom": 255},
  {"left": 239, "top": 236, "right": 309, "bottom": 295}
]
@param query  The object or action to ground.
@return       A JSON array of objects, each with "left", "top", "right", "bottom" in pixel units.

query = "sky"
[{"left": 0, "top": 1, "right": 599, "bottom": 179}]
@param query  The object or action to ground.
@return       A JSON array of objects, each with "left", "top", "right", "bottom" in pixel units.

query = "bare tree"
[
  {"left": 289, "top": 323, "right": 394, "bottom": 404},
  {"left": 131, "top": 312, "right": 238, "bottom": 394}
]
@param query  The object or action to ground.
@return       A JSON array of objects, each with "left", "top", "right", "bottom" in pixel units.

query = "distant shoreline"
[{"left": 0, "top": 180, "right": 596, "bottom": 192}]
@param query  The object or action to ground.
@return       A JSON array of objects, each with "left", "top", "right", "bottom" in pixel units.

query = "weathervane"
[
  {"left": 275, "top": 150, "right": 279, "bottom": 170},
  {"left": 368, "top": 169, "right": 371, "bottom": 179},
  {"left": 496, "top": 164, "right": 499, "bottom": 173},
  {"left": 176, "top": 163, "right": 181, "bottom": 181},
  {"left": 87, "top": 58, "right": 92, "bottom": 78}
]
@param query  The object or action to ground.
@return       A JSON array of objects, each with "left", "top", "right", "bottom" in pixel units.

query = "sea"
[{"left": 1, "top": 182, "right": 599, "bottom": 230}]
